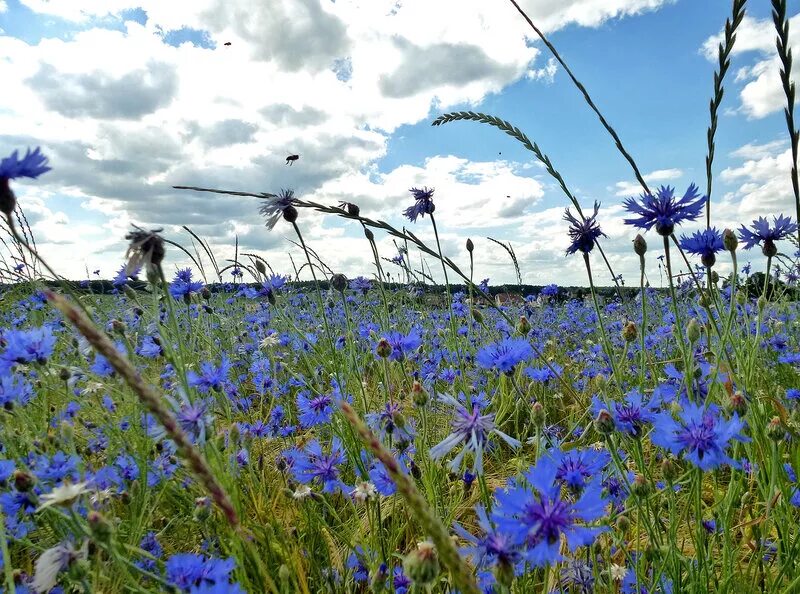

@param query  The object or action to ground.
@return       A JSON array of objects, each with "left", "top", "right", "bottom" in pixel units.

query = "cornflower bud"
[
  {"left": 722, "top": 228, "right": 738, "bottom": 252},
  {"left": 331, "top": 273, "right": 348, "bottom": 293},
  {"left": 622, "top": 320, "right": 637, "bottom": 342},
  {"left": 88, "top": 511, "right": 113, "bottom": 543},
  {"left": 686, "top": 318, "right": 701, "bottom": 343},
  {"left": 402, "top": 542, "right": 440, "bottom": 586},
  {"left": 531, "top": 401, "right": 545, "bottom": 428},
  {"left": 466, "top": 238, "right": 474, "bottom": 253},
  {"left": 376, "top": 338, "right": 392, "bottom": 358},
  {"left": 633, "top": 234, "right": 647, "bottom": 256},
  {"left": 516, "top": 315, "right": 531, "bottom": 335},
  {"left": 255, "top": 260, "right": 267, "bottom": 275},
  {"left": 411, "top": 380, "right": 428, "bottom": 407},
  {"left": 767, "top": 416, "right": 784, "bottom": 441},
  {"left": 594, "top": 409, "right": 614, "bottom": 435}
]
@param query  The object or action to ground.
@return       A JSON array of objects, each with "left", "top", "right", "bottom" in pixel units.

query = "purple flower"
[
  {"left": 623, "top": 184, "right": 705, "bottom": 236},
  {"left": 188, "top": 357, "right": 231, "bottom": 393},
  {"left": 0, "top": 147, "right": 51, "bottom": 179},
  {"left": 491, "top": 456, "right": 608, "bottom": 567},
  {"left": 259, "top": 189, "right": 296, "bottom": 230},
  {"left": 169, "top": 268, "right": 204, "bottom": 301},
  {"left": 382, "top": 329, "right": 422, "bottom": 362},
  {"left": 550, "top": 447, "right": 611, "bottom": 493},
  {"left": 430, "top": 394, "right": 520, "bottom": 475},
  {"left": 366, "top": 401, "right": 416, "bottom": 443},
  {"left": 403, "top": 186, "right": 435, "bottom": 222},
  {"left": 738, "top": 214, "right": 797, "bottom": 256},
  {"left": 297, "top": 391, "right": 334, "bottom": 428},
  {"left": 452, "top": 505, "right": 521, "bottom": 571},
  {"left": 1, "top": 326, "right": 56, "bottom": 368},
  {"left": 564, "top": 202, "right": 606, "bottom": 255},
  {"left": 476, "top": 337, "right": 533, "bottom": 374},
  {"left": 651, "top": 402, "right": 749, "bottom": 471},
  {"left": 592, "top": 389, "right": 660, "bottom": 437},
  {"left": 284, "top": 439, "right": 350, "bottom": 494},
  {"left": 679, "top": 227, "right": 724, "bottom": 267}
]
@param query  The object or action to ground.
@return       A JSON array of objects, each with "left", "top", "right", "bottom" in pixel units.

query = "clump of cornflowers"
[
  {"left": 475, "top": 337, "right": 533, "bottom": 375},
  {"left": 623, "top": 184, "right": 705, "bottom": 235},
  {"left": 679, "top": 227, "right": 724, "bottom": 267},
  {"left": 430, "top": 394, "right": 520, "bottom": 475},
  {"left": 738, "top": 214, "right": 798, "bottom": 257},
  {"left": 169, "top": 268, "right": 204, "bottom": 302},
  {"left": 563, "top": 202, "right": 606, "bottom": 255},
  {"left": 591, "top": 388, "right": 661, "bottom": 438},
  {"left": 491, "top": 455, "right": 608, "bottom": 566},
  {"left": 259, "top": 188, "right": 298, "bottom": 229},
  {"left": 283, "top": 438, "right": 351, "bottom": 494},
  {"left": 403, "top": 186, "right": 435, "bottom": 222},
  {"left": 0, "top": 147, "right": 51, "bottom": 216},
  {"left": 650, "top": 402, "right": 749, "bottom": 470}
]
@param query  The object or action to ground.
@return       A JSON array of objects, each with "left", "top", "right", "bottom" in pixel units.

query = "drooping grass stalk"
[
  {"left": 705, "top": 0, "right": 748, "bottom": 227},
  {"left": 45, "top": 290, "right": 240, "bottom": 529},
  {"left": 505, "top": 0, "right": 651, "bottom": 197},
  {"left": 771, "top": 0, "right": 800, "bottom": 247},
  {"left": 431, "top": 113, "right": 624, "bottom": 300},
  {"left": 0, "top": 507, "right": 15, "bottom": 594}
]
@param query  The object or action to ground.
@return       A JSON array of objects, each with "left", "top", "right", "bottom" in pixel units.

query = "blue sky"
[{"left": 0, "top": 0, "right": 797, "bottom": 286}]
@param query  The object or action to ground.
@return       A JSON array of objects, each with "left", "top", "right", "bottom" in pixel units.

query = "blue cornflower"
[
  {"left": 651, "top": 402, "right": 749, "bottom": 471},
  {"left": 452, "top": 505, "right": 521, "bottom": 571},
  {"left": 392, "top": 567, "right": 412, "bottom": 594},
  {"left": 491, "top": 456, "right": 608, "bottom": 567},
  {"left": 259, "top": 189, "right": 297, "bottom": 230},
  {"left": 241, "top": 274, "right": 289, "bottom": 302},
  {"left": 679, "top": 227, "right": 724, "bottom": 267},
  {"left": 564, "top": 202, "right": 606, "bottom": 255},
  {"left": 430, "top": 394, "right": 520, "bottom": 475},
  {"left": 169, "top": 268, "right": 204, "bottom": 301},
  {"left": 366, "top": 401, "right": 416, "bottom": 443},
  {"left": 476, "top": 337, "right": 533, "bottom": 374},
  {"left": 1, "top": 147, "right": 50, "bottom": 215},
  {"left": 550, "top": 447, "right": 611, "bottom": 493},
  {"left": 383, "top": 329, "right": 422, "bottom": 362},
  {"left": 592, "top": 389, "right": 660, "bottom": 437},
  {"left": 165, "top": 553, "right": 235, "bottom": 591},
  {"left": 346, "top": 546, "right": 374, "bottom": 583},
  {"left": 169, "top": 398, "right": 214, "bottom": 444},
  {"left": 188, "top": 357, "right": 231, "bottom": 393},
  {"left": 134, "top": 532, "right": 162, "bottom": 572},
  {"left": 1, "top": 326, "right": 56, "bottom": 367},
  {"left": 0, "top": 147, "right": 51, "bottom": 179},
  {"left": 403, "top": 186, "right": 435, "bottom": 222},
  {"left": 285, "top": 438, "right": 350, "bottom": 494},
  {"left": 349, "top": 276, "right": 372, "bottom": 294},
  {"left": 297, "top": 391, "right": 334, "bottom": 428},
  {"left": 112, "top": 263, "right": 140, "bottom": 288},
  {"left": 738, "top": 214, "right": 797, "bottom": 257},
  {"left": 623, "top": 184, "right": 705, "bottom": 236},
  {"left": 0, "top": 374, "right": 34, "bottom": 409}
]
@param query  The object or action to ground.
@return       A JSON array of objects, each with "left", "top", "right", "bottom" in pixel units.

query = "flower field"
[{"left": 2, "top": 1, "right": 800, "bottom": 593}]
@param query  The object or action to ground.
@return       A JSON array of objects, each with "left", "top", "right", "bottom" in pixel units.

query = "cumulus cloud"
[
  {"left": 1, "top": 0, "right": 684, "bottom": 284},
  {"left": 701, "top": 13, "right": 800, "bottom": 119},
  {"left": 612, "top": 168, "right": 683, "bottom": 196}
]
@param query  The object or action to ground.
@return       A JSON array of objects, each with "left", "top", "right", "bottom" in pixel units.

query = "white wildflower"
[{"left": 37, "top": 482, "right": 89, "bottom": 512}]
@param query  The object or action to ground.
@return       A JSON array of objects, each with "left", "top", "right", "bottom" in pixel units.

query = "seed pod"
[
  {"left": 722, "top": 228, "right": 738, "bottom": 252},
  {"left": 466, "top": 238, "right": 474, "bottom": 253}
]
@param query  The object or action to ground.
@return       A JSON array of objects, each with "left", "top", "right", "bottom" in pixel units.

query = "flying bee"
[
  {"left": 223, "top": 41, "right": 232, "bottom": 46},
  {"left": 285, "top": 154, "right": 299, "bottom": 166}
]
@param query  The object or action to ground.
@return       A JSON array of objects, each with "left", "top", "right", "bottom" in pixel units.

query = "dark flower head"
[
  {"left": 125, "top": 226, "right": 166, "bottom": 276},
  {"left": 259, "top": 189, "right": 297, "bottom": 229},
  {"left": 0, "top": 147, "right": 51, "bottom": 216},
  {"left": 338, "top": 201, "right": 360, "bottom": 217},
  {"left": 564, "top": 202, "right": 606, "bottom": 255},
  {"left": 738, "top": 214, "right": 797, "bottom": 257},
  {"left": 403, "top": 186, "right": 435, "bottom": 222},
  {"left": 679, "top": 227, "right": 724, "bottom": 267},
  {"left": 623, "top": 184, "right": 705, "bottom": 236}
]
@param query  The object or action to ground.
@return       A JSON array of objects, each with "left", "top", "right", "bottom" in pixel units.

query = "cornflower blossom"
[
  {"left": 169, "top": 268, "right": 204, "bottom": 301},
  {"left": 475, "top": 337, "right": 533, "bottom": 375},
  {"left": 366, "top": 401, "right": 416, "bottom": 443},
  {"left": 550, "top": 447, "right": 611, "bottom": 493},
  {"left": 430, "top": 394, "right": 520, "bottom": 475},
  {"left": 738, "top": 214, "right": 798, "bottom": 256},
  {"left": 241, "top": 274, "right": 289, "bottom": 301},
  {"left": 297, "top": 391, "right": 334, "bottom": 428},
  {"left": 403, "top": 186, "right": 435, "bottom": 222},
  {"left": 169, "top": 398, "right": 214, "bottom": 444},
  {"left": 563, "top": 202, "right": 606, "bottom": 255},
  {"left": 623, "top": 184, "right": 705, "bottom": 236},
  {"left": 491, "top": 456, "right": 608, "bottom": 567},
  {"left": 285, "top": 439, "right": 350, "bottom": 494},
  {"left": 452, "top": 505, "right": 521, "bottom": 572},
  {"left": 591, "top": 389, "right": 660, "bottom": 437},
  {"left": 650, "top": 402, "right": 749, "bottom": 471},
  {"left": 349, "top": 276, "right": 372, "bottom": 294},
  {"left": 383, "top": 329, "right": 422, "bottom": 362},
  {"left": 259, "top": 189, "right": 297, "bottom": 229},
  {"left": 187, "top": 357, "right": 231, "bottom": 393},
  {"left": 679, "top": 227, "right": 724, "bottom": 268},
  {"left": 1, "top": 326, "right": 56, "bottom": 367},
  {"left": 0, "top": 147, "right": 51, "bottom": 216}
]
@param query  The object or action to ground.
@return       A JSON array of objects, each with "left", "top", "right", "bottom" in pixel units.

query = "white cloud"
[
  {"left": 701, "top": 14, "right": 800, "bottom": 119},
  {"left": 612, "top": 168, "right": 683, "bottom": 196},
  {"left": 0, "top": 1, "right": 8, "bottom": 13},
  {"left": 1, "top": 0, "right": 683, "bottom": 285}
]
